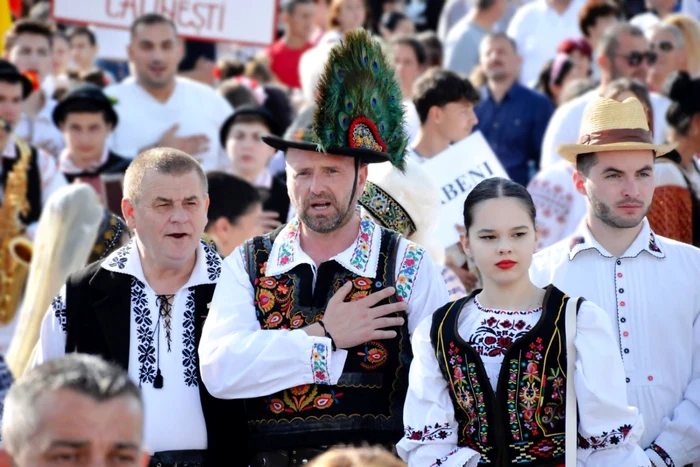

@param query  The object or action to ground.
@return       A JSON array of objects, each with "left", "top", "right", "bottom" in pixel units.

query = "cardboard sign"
[
  {"left": 51, "top": 0, "right": 279, "bottom": 46},
  {"left": 421, "top": 131, "right": 509, "bottom": 247}
]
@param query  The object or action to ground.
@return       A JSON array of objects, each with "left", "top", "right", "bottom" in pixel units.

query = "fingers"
[
  {"left": 260, "top": 211, "right": 280, "bottom": 220},
  {"left": 374, "top": 316, "right": 405, "bottom": 328},
  {"left": 370, "top": 300, "right": 407, "bottom": 318},
  {"left": 370, "top": 329, "right": 398, "bottom": 340},
  {"left": 362, "top": 286, "right": 398, "bottom": 307},
  {"left": 163, "top": 123, "right": 180, "bottom": 138}
]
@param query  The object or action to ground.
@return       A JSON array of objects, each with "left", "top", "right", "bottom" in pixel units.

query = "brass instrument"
[{"left": 0, "top": 125, "right": 33, "bottom": 326}]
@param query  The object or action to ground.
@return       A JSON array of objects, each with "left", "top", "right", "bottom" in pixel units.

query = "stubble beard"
[
  {"left": 588, "top": 192, "right": 649, "bottom": 229},
  {"left": 299, "top": 196, "right": 354, "bottom": 234}
]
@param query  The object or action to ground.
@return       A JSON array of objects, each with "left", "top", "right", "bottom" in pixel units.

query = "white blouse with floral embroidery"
[{"left": 397, "top": 296, "right": 651, "bottom": 467}]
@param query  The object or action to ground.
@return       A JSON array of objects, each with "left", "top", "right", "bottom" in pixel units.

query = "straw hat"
[{"left": 557, "top": 96, "right": 676, "bottom": 163}]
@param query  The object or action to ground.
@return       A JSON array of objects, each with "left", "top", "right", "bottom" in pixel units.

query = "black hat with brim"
[
  {"left": 219, "top": 105, "right": 283, "bottom": 149},
  {"left": 0, "top": 60, "right": 33, "bottom": 99},
  {"left": 261, "top": 134, "right": 391, "bottom": 164},
  {"left": 52, "top": 83, "right": 119, "bottom": 128}
]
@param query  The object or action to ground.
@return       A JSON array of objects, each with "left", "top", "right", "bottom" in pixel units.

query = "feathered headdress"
[{"left": 262, "top": 29, "right": 408, "bottom": 171}]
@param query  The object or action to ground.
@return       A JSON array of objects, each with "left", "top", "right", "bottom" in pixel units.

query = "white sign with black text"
[
  {"left": 51, "top": 0, "right": 278, "bottom": 46},
  {"left": 421, "top": 131, "right": 509, "bottom": 247}
]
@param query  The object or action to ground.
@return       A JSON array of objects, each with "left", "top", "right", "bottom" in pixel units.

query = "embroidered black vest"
[
  {"left": 430, "top": 285, "right": 578, "bottom": 466},
  {"left": 242, "top": 226, "right": 411, "bottom": 451},
  {"left": 1, "top": 145, "right": 42, "bottom": 224},
  {"left": 62, "top": 260, "right": 251, "bottom": 466}
]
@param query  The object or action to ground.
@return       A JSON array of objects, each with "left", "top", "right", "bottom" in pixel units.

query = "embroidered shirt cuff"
[
  {"left": 430, "top": 447, "right": 480, "bottom": 467},
  {"left": 646, "top": 443, "right": 675, "bottom": 467},
  {"left": 310, "top": 338, "right": 347, "bottom": 385}
]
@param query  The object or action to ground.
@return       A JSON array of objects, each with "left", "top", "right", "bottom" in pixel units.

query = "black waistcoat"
[
  {"left": 62, "top": 261, "right": 251, "bottom": 466},
  {"left": 430, "top": 285, "right": 579, "bottom": 466},
  {"left": 241, "top": 226, "right": 411, "bottom": 451},
  {"left": 1, "top": 144, "right": 42, "bottom": 224}
]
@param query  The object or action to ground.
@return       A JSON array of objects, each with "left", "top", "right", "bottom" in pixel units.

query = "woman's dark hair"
[
  {"left": 664, "top": 71, "right": 700, "bottom": 137},
  {"left": 463, "top": 178, "right": 536, "bottom": 232},
  {"left": 381, "top": 12, "right": 409, "bottom": 33}
]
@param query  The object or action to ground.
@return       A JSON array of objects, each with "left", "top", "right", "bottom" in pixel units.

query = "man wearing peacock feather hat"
[{"left": 200, "top": 30, "right": 450, "bottom": 465}]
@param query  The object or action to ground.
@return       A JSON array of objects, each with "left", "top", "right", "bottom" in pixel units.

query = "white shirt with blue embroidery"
[
  {"left": 199, "top": 215, "right": 450, "bottom": 399},
  {"left": 531, "top": 218, "right": 700, "bottom": 467},
  {"left": 34, "top": 238, "right": 222, "bottom": 454}
]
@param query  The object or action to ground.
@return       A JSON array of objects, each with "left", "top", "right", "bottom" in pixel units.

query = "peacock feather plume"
[{"left": 311, "top": 29, "right": 408, "bottom": 171}]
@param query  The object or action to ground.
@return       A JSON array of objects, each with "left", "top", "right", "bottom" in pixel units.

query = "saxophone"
[{"left": 0, "top": 125, "right": 33, "bottom": 326}]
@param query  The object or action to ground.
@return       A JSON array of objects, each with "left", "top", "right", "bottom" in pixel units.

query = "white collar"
[
  {"left": 265, "top": 215, "right": 383, "bottom": 278},
  {"left": 568, "top": 218, "right": 665, "bottom": 261},
  {"left": 101, "top": 237, "right": 221, "bottom": 288},
  {"left": 59, "top": 145, "right": 111, "bottom": 174}
]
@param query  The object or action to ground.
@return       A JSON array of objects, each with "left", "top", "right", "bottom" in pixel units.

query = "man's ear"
[
  {"left": 573, "top": 170, "right": 588, "bottom": 197},
  {"left": 122, "top": 198, "right": 136, "bottom": 230}
]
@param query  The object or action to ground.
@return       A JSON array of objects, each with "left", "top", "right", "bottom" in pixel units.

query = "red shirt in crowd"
[{"left": 266, "top": 40, "right": 313, "bottom": 89}]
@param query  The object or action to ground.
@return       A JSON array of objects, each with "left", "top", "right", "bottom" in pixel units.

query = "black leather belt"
[
  {"left": 251, "top": 447, "right": 327, "bottom": 466},
  {"left": 148, "top": 450, "right": 206, "bottom": 467}
]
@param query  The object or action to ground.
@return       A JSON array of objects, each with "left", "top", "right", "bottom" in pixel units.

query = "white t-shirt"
[
  {"left": 540, "top": 89, "right": 671, "bottom": 168},
  {"left": 506, "top": 0, "right": 587, "bottom": 87},
  {"left": 105, "top": 77, "right": 233, "bottom": 171}
]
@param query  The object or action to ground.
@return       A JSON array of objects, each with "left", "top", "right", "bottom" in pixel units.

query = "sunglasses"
[
  {"left": 651, "top": 40, "right": 675, "bottom": 53},
  {"left": 616, "top": 51, "right": 657, "bottom": 67}
]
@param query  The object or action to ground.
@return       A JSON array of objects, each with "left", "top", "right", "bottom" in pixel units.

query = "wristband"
[{"left": 318, "top": 320, "right": 337, "bottom": 351}]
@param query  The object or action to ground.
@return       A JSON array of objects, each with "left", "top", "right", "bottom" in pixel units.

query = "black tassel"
[{"left": 154, "top": 369, "right": 164, "bottom": 389}]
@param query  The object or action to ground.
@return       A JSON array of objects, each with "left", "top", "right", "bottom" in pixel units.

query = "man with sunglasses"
[
  {"left": 646, "top": 23, "right": 687, "bottom": 93},
  {"left": 541, "top": 22, "right": 671, "bottom": 168}
]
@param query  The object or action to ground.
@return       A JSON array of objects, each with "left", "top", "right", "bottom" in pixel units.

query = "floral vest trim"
[
  {"left": 242, "top": 226, "right": 411, "bottom": 451},
  {"left": 430, "top": 286, "right": 578, "bottom": 466}
]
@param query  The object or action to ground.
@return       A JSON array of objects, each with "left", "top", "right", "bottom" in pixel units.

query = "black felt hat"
[
  {"left": 52, "top": 83, "right": 119, "bottom": 127},
  {"left": 219, "top": 105, "right": 282, "bottom": 148},
  {"left": 0, "top": 60, "right": 34, "bottom": 99}
]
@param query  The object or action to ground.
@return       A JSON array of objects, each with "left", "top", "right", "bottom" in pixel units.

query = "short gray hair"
[
  {"left": 123, "top": 147, "right": 208, "bottom": 203},
  {"left": 598, "top": 23, "right": 645, "bottom": 60},
  {"left": 2, "top": 354, "right": 143, "bottom": 455},
  {"left": 647, "top": 22, "right": 685, "bottom": 47}
]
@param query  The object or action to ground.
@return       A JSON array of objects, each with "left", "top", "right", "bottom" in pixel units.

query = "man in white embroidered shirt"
[
  {"left": 199, "top": 31, "right": 449, "bottom": 467},
  {"left": 33, "top": 148, "right": 249, "bottom": 466},
  {"left": 530, "top": 96, "right": 700, "bottom": 467}
]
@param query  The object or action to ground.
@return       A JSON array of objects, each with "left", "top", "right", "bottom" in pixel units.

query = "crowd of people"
[{"left": 0, "top": 0, "right": 697, "bottom": 466}]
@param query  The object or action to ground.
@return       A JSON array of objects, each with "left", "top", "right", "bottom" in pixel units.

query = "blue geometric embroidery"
[
  {"left": 182, "top": 288, "right": 198, "bottom": 387},
  {"left": 51, "top": 289, "right": 67, "bottom": 333},
  {"left": 132, "top": 278, "right": 155, "bottom": 385},
  {"left": 203, "top": 240, "right": 221, "bottom": 282},
  {"left": 109, "top": 241, "right": 132, "bottom": 270}
]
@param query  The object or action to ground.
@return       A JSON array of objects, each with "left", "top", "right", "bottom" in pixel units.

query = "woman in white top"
[{"left": 397, "top": 177, "right": 650, "bottom": 467}]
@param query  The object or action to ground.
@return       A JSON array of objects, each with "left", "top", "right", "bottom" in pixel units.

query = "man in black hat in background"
[
  {"left": 53, "top": 83, "right": 131, "bottom": 184},
  {"left": 220, "top": 104, "right": 291, "bottom": 232},
  {"left": 0, "top": 59, "right": 67, "bottom": 238}
]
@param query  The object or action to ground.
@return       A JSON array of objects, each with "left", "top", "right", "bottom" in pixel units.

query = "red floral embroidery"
[
  {"left": 405, "top": 422, "right": 453, "bottom": 442},
  {"left": 578, "top": 424, "right": 632, "bottom": 450}
]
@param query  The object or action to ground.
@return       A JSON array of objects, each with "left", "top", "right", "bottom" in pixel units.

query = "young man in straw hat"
[
  {"left": 199, "top": 30, "right": 449, "bottom": 466},
  {"left": 531, "top": 96, "right": 700, "bottom": 467}
]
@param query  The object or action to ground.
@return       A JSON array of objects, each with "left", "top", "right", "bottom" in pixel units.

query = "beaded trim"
[{"left": 359, "top": 181, "right": 416, "bottom": 236}]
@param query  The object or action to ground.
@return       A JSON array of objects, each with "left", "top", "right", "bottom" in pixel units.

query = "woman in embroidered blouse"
[
  {"left": 397, "top": 178, "right": 649, "bottom": 467},
  {"left": 646, "top": 71, "right": 700, "bottom": 247}
]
